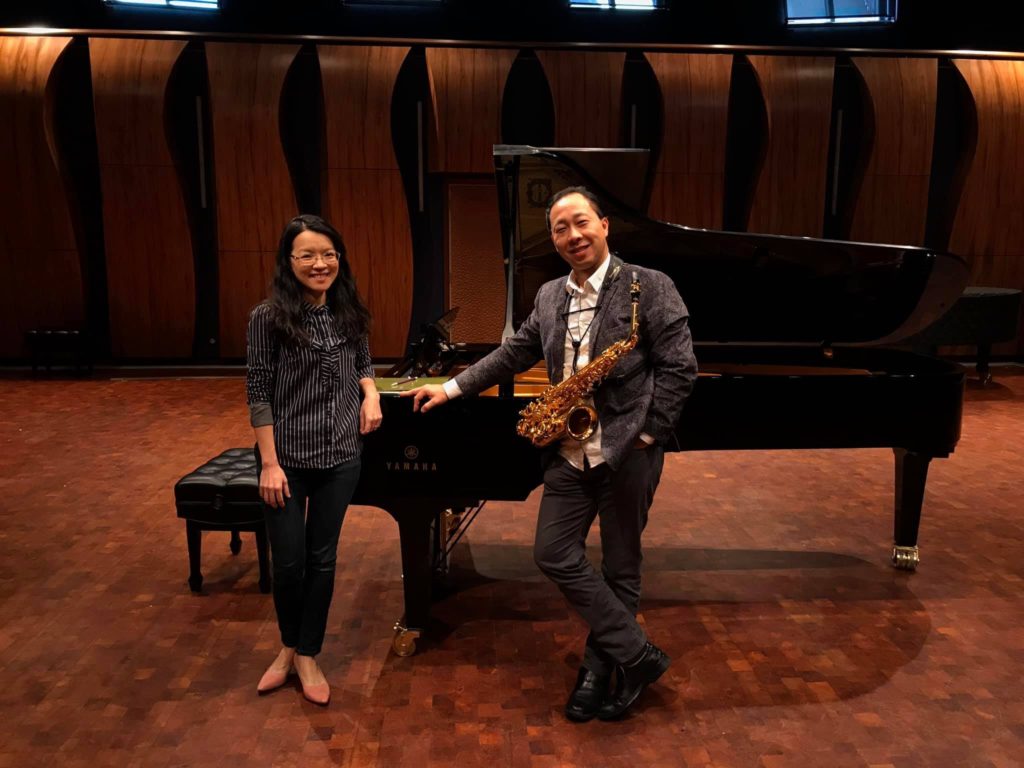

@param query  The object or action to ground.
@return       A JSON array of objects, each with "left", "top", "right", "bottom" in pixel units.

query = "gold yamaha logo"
[{"left": 404, "top": 445, "right": 418, "bottom": 460}]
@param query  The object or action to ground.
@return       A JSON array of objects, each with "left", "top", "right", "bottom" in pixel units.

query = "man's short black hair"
[{"left": 545, "top": 186, "right": 605, "bottom": 232}]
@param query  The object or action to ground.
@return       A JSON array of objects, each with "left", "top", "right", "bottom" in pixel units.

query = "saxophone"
[{"left": 516, "top": 272, "right": 641, "bottom": 448}]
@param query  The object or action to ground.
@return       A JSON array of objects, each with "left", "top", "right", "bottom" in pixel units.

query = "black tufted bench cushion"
[{"left": 174, "top": 448, "right": 270, "bottom": 593}]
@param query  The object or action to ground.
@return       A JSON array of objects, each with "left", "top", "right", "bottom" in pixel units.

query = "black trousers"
[
  {"left": 256, "top": 450, "right": 361, "bottom": 657},
  {"left": 533, "top": 445, "right": 665, "bottom": 676}
]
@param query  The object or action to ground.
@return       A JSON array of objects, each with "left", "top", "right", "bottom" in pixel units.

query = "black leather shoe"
[
  {"left": 564, "top": 667, "right": 610, "bottom": 722},
  {"left": 597, "top": 642, "right": 670, "bottom": 721}
]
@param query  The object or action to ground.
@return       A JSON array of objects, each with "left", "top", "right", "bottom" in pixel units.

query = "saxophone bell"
[{"left": 565, "top": 404, "right": 598, "bottom": 441}]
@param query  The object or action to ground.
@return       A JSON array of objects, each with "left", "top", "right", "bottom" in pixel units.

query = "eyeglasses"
[{"left": 290, "top": 250, "right": 340, "bottom": 266}]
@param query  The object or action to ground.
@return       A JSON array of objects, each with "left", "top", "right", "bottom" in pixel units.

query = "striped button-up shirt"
[{"left": 246, "top": 302, "right": 374, "bottom": 469}]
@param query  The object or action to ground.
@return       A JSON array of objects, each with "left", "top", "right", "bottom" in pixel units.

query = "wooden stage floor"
[{"left": 0, "top": 367, "right": 1022, "bottom": 768}]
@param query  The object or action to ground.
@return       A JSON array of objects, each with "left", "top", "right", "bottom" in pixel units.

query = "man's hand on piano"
[{"left": 403, "top": 384, "right": 449, "bottom": 413}]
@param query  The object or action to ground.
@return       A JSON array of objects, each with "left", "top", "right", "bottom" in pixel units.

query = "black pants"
[
  {"left": 533, "top": 446, "right": 664, "bottom": 676},
  {"left": 256, "top": 450, "right": 361, "bottom": 657}
]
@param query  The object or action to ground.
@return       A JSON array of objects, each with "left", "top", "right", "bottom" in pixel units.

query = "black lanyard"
[{"left": 562, "top": 292, "right": 601, "bottom": 375}]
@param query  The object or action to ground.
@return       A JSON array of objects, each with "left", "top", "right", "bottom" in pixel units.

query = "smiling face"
[
  {"left": 548, "top": 192, "right": 610, "bottom": 283},
  {"left": 289, "top": 229, "right": 339, "bottom": 305}
]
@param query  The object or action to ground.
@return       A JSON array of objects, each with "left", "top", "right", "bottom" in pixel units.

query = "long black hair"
[{"left": 265, "top": 214, "right": 371, "bottom": 346}]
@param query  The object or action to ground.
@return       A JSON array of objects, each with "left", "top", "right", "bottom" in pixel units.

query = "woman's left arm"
[
  {"left": 356, "top": 337, "right": 381, "bottom": 435},
  {"left": 359, "top": 377, "right": 382, "bottom": 434}
]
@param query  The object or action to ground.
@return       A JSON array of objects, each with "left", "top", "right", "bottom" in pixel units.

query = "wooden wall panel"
[
  {"left": 447, "top": 181, "right": 505, "bottom": 343},
  {"left": 849, "top": 58, "right": 937, "bottom": 246},
  {"left": 646, "top": 52, "right": 732, "bottom": 228},
  {"left": 949, "top": 59, "right": 1024, "bottom": 286},
  {"left": 537, "top": 51, "right": 626, "bottom": 148},
  {"left": 949, "top": 58, "right": 1024, "bottom": 353},
  {"left": 319, "top": 45, "right": 411, "bottom": 358},
  {"left": 207, "top": 43, "right": 300, "bottom": 357},
  {"left": 426, "top": 47, "right": 516, "bottom": 174},
  {"left": 320, "top": 45, "right": 407, "bottom": 172},
  {"left": 0, "top": 36, "right": 84, "bottom": 357},
  {"left": 746, "top": 56, "right": 835, "bottom": 237},
  {"left": 90, "top": 38, "right": 194, "bottom": 358}
]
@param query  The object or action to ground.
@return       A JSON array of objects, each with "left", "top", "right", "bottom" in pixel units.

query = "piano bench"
[
  {"left": 174, "top": 448, "right": 270, "bottom": 594},
  {"left": 910, "top": 286, "right": 1022, "bottom": 384}
]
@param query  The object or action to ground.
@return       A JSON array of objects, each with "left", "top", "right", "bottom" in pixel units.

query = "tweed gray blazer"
[{"left": 453, "top": 255, "right": 698, "bottom": 470}]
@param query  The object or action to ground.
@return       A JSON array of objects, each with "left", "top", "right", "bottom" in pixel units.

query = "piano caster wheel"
[
  {"left": 891, "top": 545, "right": 920, "bottom": 571},
  {"left": 392, "top": 622, "right": 421, "bottom": 657}
]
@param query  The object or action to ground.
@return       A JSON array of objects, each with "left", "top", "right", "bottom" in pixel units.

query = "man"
[{"left": 405, "top": 186, "right": 697, "bottom": 721}]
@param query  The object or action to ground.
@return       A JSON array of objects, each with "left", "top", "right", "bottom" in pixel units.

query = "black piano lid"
[{"left": 493, "top": 146, "right": 969, "bottom": 346}]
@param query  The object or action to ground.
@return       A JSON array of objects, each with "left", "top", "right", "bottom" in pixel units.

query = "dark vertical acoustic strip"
[
  {"left": 166, "top": 42, "right": 218, "bottom": 359},
  {"left": 925, "top": 60, "right": 976, "bottom": 253},
  {"left": 501, "top": 50, "right": 554, "bottom": 149},
  {"left": 822, "top": 57, "right": 872, "bottom": 241},
  {"left": 621, "top": 51, "right": 662, "bottom": 212},
  {"left": 280, "top": 43, "right": 323, "bottom": 217},
  {"left": 722, "top": 55, "right": 767, "bottom": 233},
  {"left": 392, "top": 47, "right": 441, "bottom": 354},
  {"left": 50, "top": 37, "right": 109, "bottom": 361}
]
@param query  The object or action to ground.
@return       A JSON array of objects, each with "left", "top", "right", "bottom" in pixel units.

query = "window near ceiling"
[
  {"left": 105, "top": 0, "right": 219, "bottom": 9},
  {"left": 569, "top": 0, "right": 665, "bottom": 10},
  {"left": 786, "top": 0, "right": 897, "bottom": 25}
]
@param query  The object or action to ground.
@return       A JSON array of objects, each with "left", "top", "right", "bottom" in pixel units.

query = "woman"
[{"left": 246, "top": 214, "right": 381, "bottom": 705}]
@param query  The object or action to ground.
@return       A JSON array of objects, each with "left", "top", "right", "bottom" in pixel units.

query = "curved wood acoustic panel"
[
  {"left": 949, "top": 60, "right": 1024, "bottom": 286},
  {"left": 426, "top": 47, "right": 517, "bottom": 174},
  {"left": 645, "top": 52, "right": 732, "bottom": 229},
  {"left": 949, "top": 58, "right": 1024, "bottom": 353},
  {"left": 90, "top": 38, "right": 194, "bottom": 358},
  {"left": 206, "top": 43, "right": 300, "bottom": 357},
  {"left": 425, "top": 47, "right": 516, "bottom": 343},
  {"left": 537, "top": 51, "right": 626, "bottom": 148},
  {"left": 0, "top": 35, "right": 84, "bottom": 358},
  {"left": 319, "top": 45, "right": 411, "bottom": 358},
  {"left": 746, "top": 56, "right": 835, "bottom": 237},
  {"left": 849, "top": 58, "right": 937, "bottom": 246}
]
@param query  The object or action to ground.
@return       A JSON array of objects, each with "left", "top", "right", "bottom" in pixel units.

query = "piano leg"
[
  {"left": 389, "top": 504, "right": 436, "bottom": 656},
  {"left": 892, "top": 448, "right": 931, "bottom": 571}
]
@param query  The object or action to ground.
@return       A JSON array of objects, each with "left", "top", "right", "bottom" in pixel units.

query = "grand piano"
[{"left": 354, "top": 146, "right": 968, "bottom": 656}]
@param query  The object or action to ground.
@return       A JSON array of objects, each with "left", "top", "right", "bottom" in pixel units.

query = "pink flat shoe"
[
  {"left": 257, "top": 664, "right": 292, "bottom": 695},
  {"left": 300, "top": 678, "right": 331, "bottom": 706}
]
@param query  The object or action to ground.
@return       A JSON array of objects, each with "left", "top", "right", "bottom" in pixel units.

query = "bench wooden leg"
[{"left": 186, "top": 520, "right": 203, "bottom": 592}]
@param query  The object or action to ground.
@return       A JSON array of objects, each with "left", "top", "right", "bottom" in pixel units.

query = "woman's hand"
[
  {"left": 260, "top": 464, "right": 290, "bottom": 509},
  {"left": 360, "top": 391, "right": 382, "bottom": 434}
]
